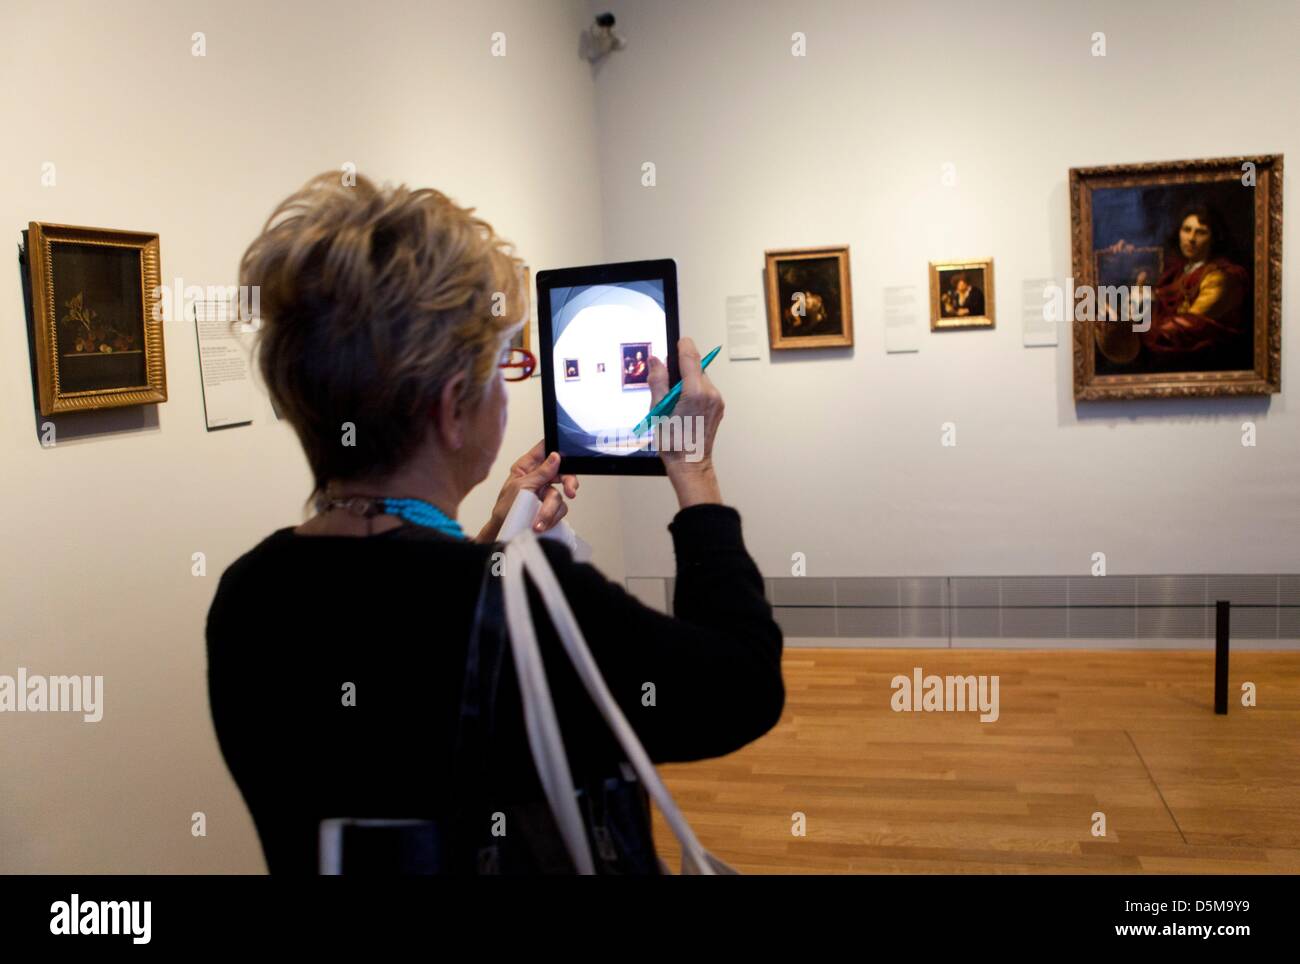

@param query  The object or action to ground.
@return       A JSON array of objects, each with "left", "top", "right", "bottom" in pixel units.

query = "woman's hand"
[
  {"left": 476, "top": 440, "right": 579, "bottom": 542},
  {"left": 647, "top": 337, "right": 724, "bottom": 509}
]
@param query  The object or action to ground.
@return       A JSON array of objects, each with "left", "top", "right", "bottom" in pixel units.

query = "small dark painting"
[
  {"left": 26, "top": 223, "right": 167, "bottom": 415},
  {"left": 764, "top": 246, "right": 853, "bottom": 349},
  {"left": 50, "top": 243, "right": 147, "bottom": 393}
]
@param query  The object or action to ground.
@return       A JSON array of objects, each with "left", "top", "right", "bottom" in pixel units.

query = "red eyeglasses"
[{"left": 500, "top": 346, "right": 536, "bottom": 382}]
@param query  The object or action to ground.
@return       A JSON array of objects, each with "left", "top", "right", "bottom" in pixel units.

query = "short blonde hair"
[{"left": 240, "top": 172, "right": 524, "bottom": 495}]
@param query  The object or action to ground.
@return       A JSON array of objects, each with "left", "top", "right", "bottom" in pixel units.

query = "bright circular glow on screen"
[{"left": 554, "top": 289, "right": 667, "bottom": 452}]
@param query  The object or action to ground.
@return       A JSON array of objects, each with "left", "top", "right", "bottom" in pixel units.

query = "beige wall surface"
[
  {"left": 0, "top": 0, "right": 620, "bottom": 873},
  {"left": 589, "top": 0, "right": 1299, "bottom": 580}
]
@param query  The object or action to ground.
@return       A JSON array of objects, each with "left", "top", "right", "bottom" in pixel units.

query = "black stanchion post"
[{"left": 1214, "top": 599, "right": 1230, "bottom": 715}]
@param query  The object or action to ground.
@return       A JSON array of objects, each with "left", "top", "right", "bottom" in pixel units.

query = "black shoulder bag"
[{"left": 450, "top": 544, "right": 664, "bottom": 875}]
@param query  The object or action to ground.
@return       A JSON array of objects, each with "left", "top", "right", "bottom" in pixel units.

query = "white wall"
[
  {"left": 0, "top": 0, "right": 620, "bottom": 872},
  {"left": 589, "top": 0, "right": 1300, "bottom": 579}
]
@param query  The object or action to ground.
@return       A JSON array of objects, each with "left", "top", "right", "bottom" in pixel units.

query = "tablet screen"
[{"left": 537, "top": 260, "right": 679, "bottom": 473}]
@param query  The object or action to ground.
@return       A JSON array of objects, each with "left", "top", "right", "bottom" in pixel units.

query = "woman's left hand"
[{"left": 476, "top": 440, "right": 579, "bottom": 542}]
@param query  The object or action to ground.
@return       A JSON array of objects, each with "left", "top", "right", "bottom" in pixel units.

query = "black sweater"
[{"left": 205, "top": 503, "right": 784, "bottom": 874}]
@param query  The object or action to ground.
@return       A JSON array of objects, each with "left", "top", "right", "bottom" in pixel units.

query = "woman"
[{"left": 205, "top": 172, "right": 784, "bottom": 874}]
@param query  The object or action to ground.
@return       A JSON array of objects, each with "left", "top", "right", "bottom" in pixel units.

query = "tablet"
[{"left": 536, "top": 259, "right": 680, "bottom": 476}]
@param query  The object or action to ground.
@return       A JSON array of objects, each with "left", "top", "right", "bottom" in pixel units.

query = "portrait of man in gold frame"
[
  {"left": 1069, "top": 155, "right": 1282, "bottom": 401},
  {"left": 764, "top": 245, "right": 854, "bottom": 350},
  {"left": 26, "top": 222, "right": 167, "bottom": 416},
  {"left": 930, "top": 258, "right": 995, "bottom": 330}
]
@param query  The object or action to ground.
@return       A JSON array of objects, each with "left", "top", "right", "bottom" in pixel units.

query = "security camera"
[{"left": 581, "top": 12, "right": 627, "bottom": 64}]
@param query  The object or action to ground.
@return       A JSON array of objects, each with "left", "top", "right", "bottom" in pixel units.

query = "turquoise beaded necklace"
[
  {"left": 316, "top": 493, "right": 467, "bottom": 540},
  {"left": 374, "top": 497, "right": 467, "bottom": 539}
]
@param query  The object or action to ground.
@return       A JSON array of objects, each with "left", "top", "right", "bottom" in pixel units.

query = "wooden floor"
[{"left": 650, "top": 649, "right": 1300, "bottom": 874}]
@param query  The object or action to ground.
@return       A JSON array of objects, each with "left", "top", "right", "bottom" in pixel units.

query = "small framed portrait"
[
  {"left": 1069, "top": 154, "right": 1282, "bottom": 400},
  {"left": 930, "top": 259, "right": 995, "bottom": 330},
  {"left": 563, "top": 358, "right": 580, "bottom": 381},
  {"left": 596, "top": 362, "right": 606, "bottom": 373},
  {"left": 621, "top": 342, "right": 651, "bottom": 389},
  {"left": 763, "top": 245, "right": 853, "bottom": 349},
  {"left": 25, "top": 222, "right": 167, "bottom": 415}
]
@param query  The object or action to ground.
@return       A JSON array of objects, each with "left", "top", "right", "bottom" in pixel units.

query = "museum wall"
[
  {"left": 0, "top": 0, "right": 618, "bottom": 872},
  {"left": 589, "top": 0, "right": 1300, "bottom": 581}
]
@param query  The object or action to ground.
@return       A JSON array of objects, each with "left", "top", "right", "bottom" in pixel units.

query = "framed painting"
[
  {"left": 764, "top": 245, "right": 853, "bottom": 349},
  {"left": 620, "top": 342, "right": 650, "bottom": 389},
  {"left": 930, "top": 258, "right": 995, "bottom": 330},
  {"left": 26, "top": 222, "right": 166, "bottom": 415},
  {"left": 1069, "top": 155, "right": 1282, "bottom": 400}
]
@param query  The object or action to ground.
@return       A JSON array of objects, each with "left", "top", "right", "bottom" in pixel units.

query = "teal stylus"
[{"left": 630, "top": 345, "right": 722, "bottom": 436}]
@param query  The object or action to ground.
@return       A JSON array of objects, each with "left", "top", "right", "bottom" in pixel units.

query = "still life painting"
[{"left": 26, "top": 222, "right": 167, "bottom": 415}]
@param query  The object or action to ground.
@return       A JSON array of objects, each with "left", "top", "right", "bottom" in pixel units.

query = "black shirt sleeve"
[{"left": 534, "top": 503, "right": 784, "bottom": 764}]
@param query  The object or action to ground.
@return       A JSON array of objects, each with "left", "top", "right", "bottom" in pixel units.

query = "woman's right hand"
[{"left": 647, "top": 337, "right": 724, "bottom": 509}]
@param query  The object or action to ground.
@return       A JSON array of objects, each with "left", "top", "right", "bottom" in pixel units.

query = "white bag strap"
[
  {"left": 501, "top": 532, "right": 717, "bottom": 875},
  {"left": 499, "top": 542, "right": 596, "bottom": 874}
]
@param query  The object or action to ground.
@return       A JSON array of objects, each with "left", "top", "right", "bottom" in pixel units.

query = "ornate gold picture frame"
[
  {"left": 1069, "top": 155, "right": 1282, "bottom": 401},
  {"left": 764, "top": 245, "right": 854, "bottom": 350},
  {"left": 930, "top": 258, "right": 995, "bottom": 330},
  {"left": 27, "top": 222, "right": 166, "bottom": 415}
]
